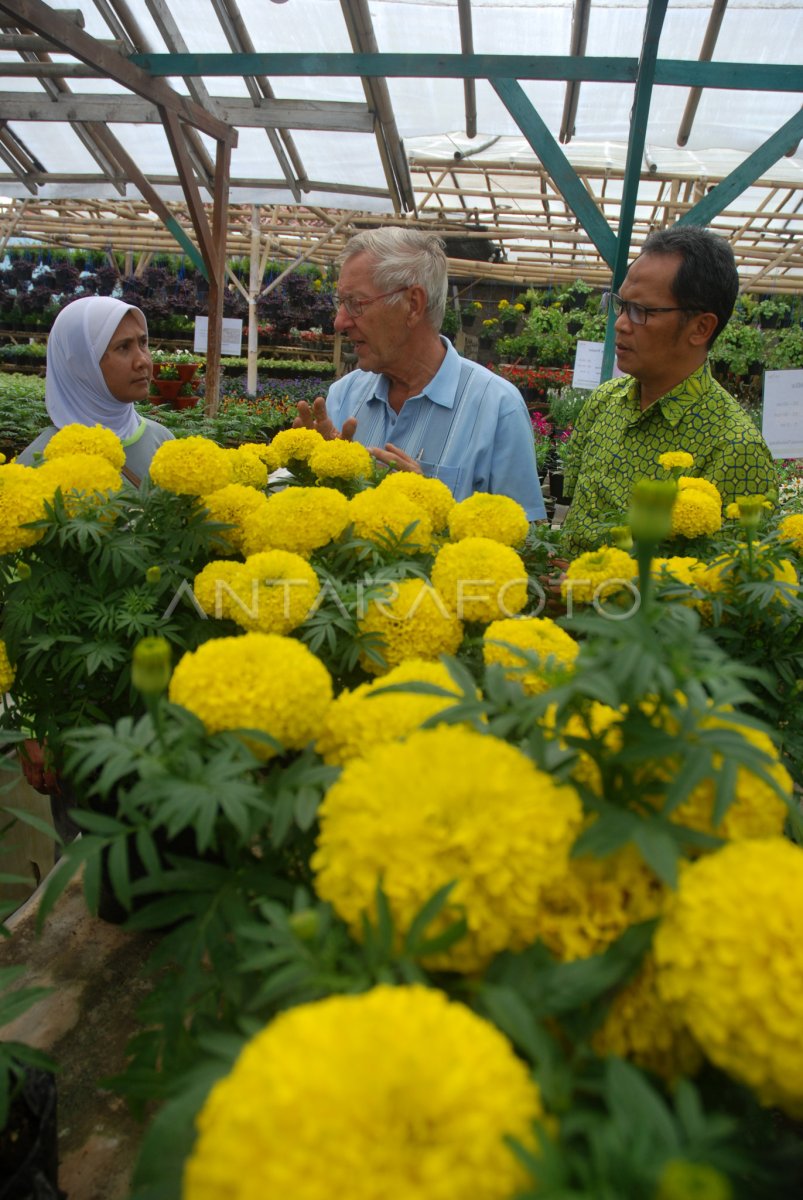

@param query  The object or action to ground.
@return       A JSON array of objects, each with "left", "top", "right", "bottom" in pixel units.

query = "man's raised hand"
[{"left": 293, "top": 396, "right": 357, "bottom": 442}]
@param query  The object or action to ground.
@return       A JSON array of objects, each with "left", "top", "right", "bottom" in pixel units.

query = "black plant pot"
[
  {"left": 549, "top": 470, "right": 566, "bottom": 504},
  {"left": 0, "top": 1066, "right": 63, "bottom": 1200}
]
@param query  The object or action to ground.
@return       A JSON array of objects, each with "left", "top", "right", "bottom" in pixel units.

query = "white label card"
[
  {"left": 762, "top": 370, "right": 803, "bottom": 459},
  {"left": 193, "top": 317, "right": 243, "bottom": 356}
]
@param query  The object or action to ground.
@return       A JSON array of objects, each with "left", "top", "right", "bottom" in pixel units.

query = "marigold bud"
[
  {"left": 609, "top": 525, "right": 634, "bottom": 551},
  {"left": 655, "top": 1159, "right": 732, "bottom": 1200},
  {"left": 146, "top": 565, "right": 162, "bottom": 585},
  {"left": 628, "top": 478, "right": 677, "bottom": 543},
  {"left": 288, "top": 909, "right": 321, "bottom": 942},
  {"left": 736, "top": 494, "right": 764, "bottom": 530},
  {"left": 132, "top": 636, "right": 172, "bottom": 696},
  {"left": 16, "top": 562, "right": 31, "bottom": 581}
]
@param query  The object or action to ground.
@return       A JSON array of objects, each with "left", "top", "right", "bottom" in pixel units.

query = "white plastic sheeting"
[{"left": 0, "top": 0, "right": 801, "bottom": 209}]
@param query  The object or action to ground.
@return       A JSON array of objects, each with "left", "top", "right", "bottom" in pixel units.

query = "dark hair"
[{"left": 640, "top": 226, "right": 738, "bottom": 347}]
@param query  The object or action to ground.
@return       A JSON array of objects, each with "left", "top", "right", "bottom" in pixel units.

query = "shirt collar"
[
  {"left": 369, "top": 336, "right": 458, "bottom": 409},
  {"left": 622, "top": 360, "right": 712, "bottom": 428}
]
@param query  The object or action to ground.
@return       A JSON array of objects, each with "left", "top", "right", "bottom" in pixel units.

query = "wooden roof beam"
[
  {"left": 560, "top": 0, "right": 591, "bottom": 144},
  {"left": 456, "top": 0, "right": 477, "bottom": 140},
  {"left": 677, "top": 0, "right": 729, "bottom": 147},
  {"left": 0, "top": 0, "right": 236, "bottom": 143}
]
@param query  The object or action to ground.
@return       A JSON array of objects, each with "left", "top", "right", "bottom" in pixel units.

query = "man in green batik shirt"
[{"left": 561, "top": 227, "right": 775, "bottom": 554}]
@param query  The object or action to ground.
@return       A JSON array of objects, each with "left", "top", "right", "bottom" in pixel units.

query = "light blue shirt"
[{"left": 326, "top": 338, "right": 546, "bottom": 520}]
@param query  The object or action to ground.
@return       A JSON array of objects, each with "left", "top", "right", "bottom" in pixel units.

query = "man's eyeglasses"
[
  {"left": 330, "top": 286, "right": 409, "bottom": 319},
  {"left": 601, "top": 291, "right": 700, "bottom": 326}
]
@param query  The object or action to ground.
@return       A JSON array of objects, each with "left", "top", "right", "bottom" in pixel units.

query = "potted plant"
[
  {"left": 478, "top": 317, "right": 499, "bottom": 351},
  {"left": 460, "top": 300, "right": 483, "bottom": 330},
  {"left": 497, "top": 299, "right": 523, "bottom": 333}
]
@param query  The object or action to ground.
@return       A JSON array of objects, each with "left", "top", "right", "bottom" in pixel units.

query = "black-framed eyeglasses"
[
  {"left": 601, "top": 291, "right": 699, "bottom": 326},
  {"left": 330, "top": 286, "right": 409, "bottom": 319}
]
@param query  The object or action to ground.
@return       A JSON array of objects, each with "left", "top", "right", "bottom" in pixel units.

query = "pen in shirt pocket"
[{"left": 416, "top": 447, "right": 424, "bottom": 461}]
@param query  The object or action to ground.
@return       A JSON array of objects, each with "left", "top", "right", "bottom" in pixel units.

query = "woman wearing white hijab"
[{"left": 17, "top": 295, "right": 173, "bottom": 480}]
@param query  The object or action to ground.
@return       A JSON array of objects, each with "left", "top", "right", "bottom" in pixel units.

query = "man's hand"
[
  {"left": 369, "top": 442, "right": 423, "bottom": 475},
  {"left": 293, "top": 396, "right": 357, "bottom": 442}
]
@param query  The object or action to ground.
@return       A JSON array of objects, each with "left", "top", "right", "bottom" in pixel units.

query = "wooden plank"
[{"left": 0, "top": 0, "right": 236, "bottom": 143}]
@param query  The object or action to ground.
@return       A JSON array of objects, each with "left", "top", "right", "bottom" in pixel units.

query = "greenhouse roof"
[{"left": 0, "top": 0, "right": 801, "bottom": 289}]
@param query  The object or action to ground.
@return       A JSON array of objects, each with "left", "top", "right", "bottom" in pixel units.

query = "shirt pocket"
[{"left": 419, "top": 461, "right": 461, "bottom": 495}]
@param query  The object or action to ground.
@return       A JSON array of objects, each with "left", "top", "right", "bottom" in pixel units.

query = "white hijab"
[{"left": 45, "top": 296, "right": 147, "bottom": 440}]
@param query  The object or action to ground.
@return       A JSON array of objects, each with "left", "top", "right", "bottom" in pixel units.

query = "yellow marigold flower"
[
  {"left": 316, "top": 659, "right": 471, "bottom": 766},
  {"left": 184, "top": 985, "right": 542, "bottom": 1200},
  {"left": 239, "top": 486, "right": 350, "bottom": 558},
  {"left": 658, "top": 451, "right": 694, "bottom": 471},
  {"left": 432, "top": 537, "right": 528, "bottom": 623},
  {"left": 778, "top": 512, "right": 803, "bottom": 554},
  {"left": 669, "top": 485, "right": 721, "bottom": 539},
  {"left": 669, "top": 719, "right": 790, "bottom": 841},
  {"left": 651, "top": 556, "right": 707, "bottom": 608},
  {"left": 448, "top": 492, "right": 529, "bottom": 548},
  {"left": 226, "top": 446, "right": 268, "bottom": 489},
  {"left": 651, "top": 556, "right": 705, "bottom": 588},
  {"left": 38, "top": 454, "right": 123, "bottom": 512},
  {"left": 307, "top": 438, "right": 374, "bottom": 482},
  {"left": 560, "top": 546, "right": 635, "bottom": 606},
  {"left": 0, "top": 640, "right": 15, "bottom": 693},
  {"left": 269, "top": 427, "right": 325, "bottom": 467},
  {"left": 0, "top": 467, "right": 49, "bottom": 553},
  {"left": 237, "top": 441, "right": 279, "bottom": 472},
  {"left": 542, "top": 701, "right": 624, "bottom": 795},
  {"left": 483, "top": 617, "right": 578, "bottom": 695},
  {"left": 375, "top": 471, "right": 455, "bottom": 532},
  {"left": 228, "top": 550, "right": 318, "bottom": 635},
  {"left": 698, "top": 547, "right": 798, "bottom": 609},
  {"left": 193, "top": 560, "right": 249, "bottom": 622},
  {"left": 43, "top": 423, "right": 125, "bottom": 470},
  {"left": 725, "top": 502, "right": 740, "bottom": 519},
  {"left": 200, "top": 483, "right": 269, "bottom": 553},
  {"left": 655, "top": 838, "right": 803, "bottom": 1117},
  {"left": 592, "top": 955, "right": 703, "bottom": 1082},
  {"left": 348, "top": 488, "right": 433, "bottom": 549},
  {"left": 313, "top": 726, "right": 582, "bottom": 972},
  {"left": 358, "top": 578, "right": 463, "bottom": 675},
  {"left": 678, "top": 476, "right": 721, "bottom": 502},
  {"left": 150, "top": 436, "right": 233, "bottom": 495},
  {"left": 169, "top": 633, "right": 332, "bottom": 759},
  {"left": 535, "top": 844, "right": 666, "bottom": 962},
  {"left": 655, "top": 1160, "right": 733, "bottom": 1200}
]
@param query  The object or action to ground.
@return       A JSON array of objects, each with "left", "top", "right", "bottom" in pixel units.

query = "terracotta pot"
[
  {"left": 171, "top": 394, "right": 200, "bottom": 410},
  {"left": 151, "top": 378, "right": 183, "bottom": 402},
  {"left": 176, "top": 363, "right": 199, "bottom": 384}
]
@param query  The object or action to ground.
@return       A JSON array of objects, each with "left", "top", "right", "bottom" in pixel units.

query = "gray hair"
[{"left": 340, "top": 227, "right": 448, "bottom": 329}]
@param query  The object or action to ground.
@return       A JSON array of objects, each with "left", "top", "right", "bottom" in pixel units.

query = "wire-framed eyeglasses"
[
  {"left": 601, "top": 291, "right": 699, "bottom": 326},
  {"left": 330, "top": 286, "right": 409, "bottom": 319}
]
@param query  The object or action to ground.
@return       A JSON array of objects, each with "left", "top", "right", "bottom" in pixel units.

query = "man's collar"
[
  {"left": 622, "top": 360, "right": 712, "bottom": 426},
  {"left": 369, "top": 336, "right": 458, "bottom": 408}
]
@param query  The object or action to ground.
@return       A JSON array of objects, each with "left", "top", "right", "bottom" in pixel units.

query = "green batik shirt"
[{"left": 560, "top": 360, "right": 775, "bottom": 555}]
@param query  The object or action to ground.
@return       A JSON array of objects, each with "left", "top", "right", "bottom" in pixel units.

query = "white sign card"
[
  {"left": 572, "top": 340, "right": 626, "bottom": 390},
  {"left": 193, "top": 316, "right": 243, "bottom": 357},
  {"left": 762, "top": 369, "right": 803, "bottom": 459}
]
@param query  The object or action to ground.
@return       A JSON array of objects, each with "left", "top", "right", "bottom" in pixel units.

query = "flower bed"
[{"left": 1, "top": 426, "right": 802, "bottom": 1196}]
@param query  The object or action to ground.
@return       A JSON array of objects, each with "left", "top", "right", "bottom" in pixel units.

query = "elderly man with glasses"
[
  {"left": 293, "top": 227, "right": 546, "bottom": 521},
  {"left": 560, "top": 226, "right": 774, "bottom": 554}
]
